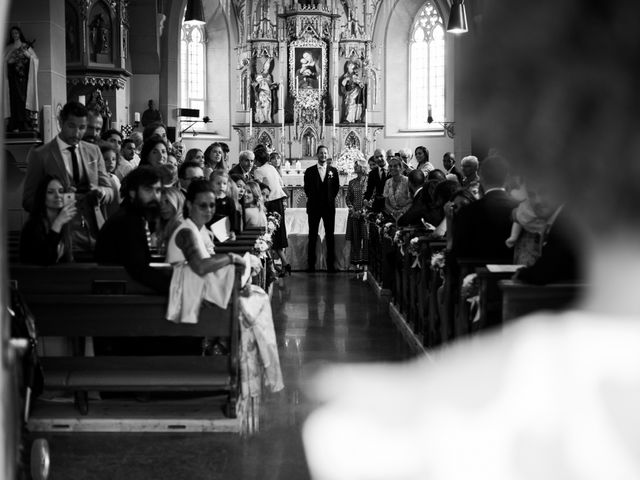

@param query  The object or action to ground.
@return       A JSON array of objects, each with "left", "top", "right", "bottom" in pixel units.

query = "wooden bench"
[
  {"left": 10, "top": 263, "right": 242, "bottom": 418},
  {"left": 499, "top": 280, "right": 585, "bottom": 322}
]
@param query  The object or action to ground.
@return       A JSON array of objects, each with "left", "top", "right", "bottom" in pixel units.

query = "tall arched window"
[
  {"left": 409, "top": 2, "right": 445, "bottom": 129},
  {"left": 180, "top": 24, "right": 206, "bottom": 115}
]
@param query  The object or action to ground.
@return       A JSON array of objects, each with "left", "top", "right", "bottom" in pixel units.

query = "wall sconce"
[
  {"left": 179, "top": 116, "right": 211, "bottom": 136},
  {"left": 447, "top": 0, "right": 468, "bottom": 34},
  {"left": 427, "top": 105, "right": 455, "bottom": 138},
  {"left": 184, "top": 0, "right": 205, "bottom": 25}
]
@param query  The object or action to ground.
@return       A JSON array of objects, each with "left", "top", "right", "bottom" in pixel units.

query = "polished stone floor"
[{"left": 37, "top": 273, "right": 415, "bottom": 480}]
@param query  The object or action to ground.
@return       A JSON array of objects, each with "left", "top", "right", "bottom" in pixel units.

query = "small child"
[
  {"left": 505, "top": 191, "right": 547, "bottom": 266},
  {"left": 99, "top": 143, "right": 121, "bottom": 218},
  {"left": 208, "top": 170, "right": 238, "bottom": 241},
  {"left": 243, "top": 181, "right": 268, "bottom": 228}
]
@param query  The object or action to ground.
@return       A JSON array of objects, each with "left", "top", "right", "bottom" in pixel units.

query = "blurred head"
[
  {"left": 479, "top": 155, "right": 510, "bottom": 190},
  {"left": 121, "top": 139, "right": 136, "bottom": 161},
  {"left": 427, "top": 169, "right": 447, "bottom": 183},
  {"left": 160, "top": 187, "right": 185, "bottom": 222},
  {"left": 407, "top": 169, "right": 426, "bottom": 194},
  {"left": 58, "top": 101, "right": 88, "bottom": 146},
  {"left": 443, "top": 152, "right": 455, "bottom": 171},
  {"left": 354, "top": 158, "right": 369, "bottom": 176},
  {"left": 373, "top": 149, "right": 386, "bottom": 168},
  {"left": 130, "top": 131, "right": 143, "bottom": 153},
  {"left": 398, "top": 148, "right": 412, "bottom": 165},
  {"left": 178, "top": 160, "right": 204, "bottom": 191},
  {"left": 210, "top": 170, "right": 229, "bottom": 197},
  {"left": 83, "top": 109, "right": 103, "bottom": 144},
  {"left": 140, "top": 136, "right": 168, "bottom": 168},
  {"left": 172, "top": 141, "right": 185, "bottom": 163},
  {"left": 415, "top": 146, "right": 429, "bottom": 164},
  {"left": 99, "top": 143, "right": 118, "bottom": 174},
  {"left": 254, "top": 144, "right": 270, "bottom": 167},
  {"left": 461, "top": 156, "right": 479, "bottom": 178},
  {"left": 185, "top": 179, "right": 216, "bottom": 227},
  {"left": 238, "top": 150, "right": 255, "bottom": 172},
  {"left": 433, "top": 180, "right": 459, "bottom": 208},
  {"left": 102, "top": 129, "right": 123, "bottom": 154},
  {"left": 122, "top": 166, "right": 162, "bottom": 212},
  {"left": 147, "top": 99, "right": 155, "bottom": 109},
  {"left": 527, "top": 184, "right": 562, "bottom": 220},
  {"left": 204, "top": 143, "right": 224, "bottom": 169},
  {"left": 158, "top": 163, "right": 178, "bottom": 187},
  {"left": 8, "top": 26, "right": 27, "bottom": 45},
  {"left": 451, "top": 187, "right": 477, "bottom": 214}
]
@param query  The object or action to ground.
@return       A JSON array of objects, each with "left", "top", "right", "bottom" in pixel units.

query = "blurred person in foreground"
[{"left": 303, "top": 1, "right": 639, "bottom": 479}]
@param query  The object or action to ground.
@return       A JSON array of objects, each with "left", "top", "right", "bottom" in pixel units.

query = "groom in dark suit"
[{"left": 304, "top": 145, "right": 340, "bottom": 272}]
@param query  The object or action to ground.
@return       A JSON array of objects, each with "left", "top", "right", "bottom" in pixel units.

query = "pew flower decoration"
[
  {"left": 266, "top": 212, "right": 281, "bottom": 234},
  {"left": 431, "top": 251, "right": 446, "bottom": 270},
  {"left": 252, "top": 236, "right": 271, "bottom": 259},
  {"left": 335, "top": 147, "right": 363, "bottom": 175},
  {"left": 382, "top": 222, "right": 395, "bottom": 240},
  {"left": 461, "top": 273, "right": 479, "bottom": 299}
]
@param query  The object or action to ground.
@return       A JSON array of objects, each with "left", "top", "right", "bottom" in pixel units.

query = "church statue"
[
  {"left": 3, "top": 26, "right": 38, "bottom": 132},
  {"left": 253, "top": 58, "right": 278, "bottom": 123},
  {"left": 89, "top": 13, "right": 110, "bottom": 57},
  {"left": 340, "top": 60, "right": 365, "bottom": 123}
]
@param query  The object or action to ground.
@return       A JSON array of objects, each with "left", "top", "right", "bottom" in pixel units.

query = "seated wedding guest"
[
  {"left": 116, "top": 138, "right": 136, "bottom": 180},
  {"left": 512, "top": 185, "right": 582, "bottom": 284},
  {"left": 142, "top": 121, "right": 170, "bottom": 149},
  {"left": 158, "top": 163, "right": 178, "bottom": 188},
  {"left": 171, "top": 140, "right": 184, "bottom": 164},
  {"left": 451, "top": 155, "right": 519, "bottom": 260},
  {"left": 226, "top": 176, "right": 243, "bottom": 231},
  {"left": 460, "top": 155, "right": 480, "bottom": 188},
  {"left": 139, "top": 135, "right": 168, "bottom": 168},
  {"left": 413, "top": 146, "right": 434, "bottom": 174},
  {"left": 253, "top": 144, "right": 290, "bottom": 271},
  {"left": 259, "top": 182, "right": 271, "bottom": 202},
  {"left": 19, "top": 176, "right": 76, "bottom": 265},
  {"left": 269, "top": 151, "right": 283, "bottom": 173},
  {"left": 208, "top": 169, "right": 238, "bottom": 241},
  {"left": 364, "top": 149, "right": 388, "bottom": 212},
  {"left": 22, "top": 101, "right": 114, "bottom": 255},
  {"left": 397, "top": 169, "right": 428, "bottom": 227},
  {"left": 153, "top": 186, "right": 185, "bottom": 256},
  {"left": 95, "top": 166, "right": 170, "bottom": 294},
  {"left": 229, "top": 149, "right": 255, "bottom": 181},
  {"left": 178, "top": 160, "right": 204, "bottom": 195},
  {"left": 219, "top": 142, "right": 231, "bottom": 170},
  {"left": 367, "top": 156, "right": 377, "bottom": 172},
  {"left": 346, "top": 157, "right": 369, "bottom": 275},
  {"left": 129, "top": 132, "right": 143, "bottom": 165},
  {"left": 243, "top": 181, "right": 268, "bottom": 228},
  {"left": 304, "top": 2, "right": 632, "bottom": 477},
  {"left": 230, "top": 173, "right": 247, "bottom": 202},
  {"left": 166, "top": 152, "right": 178, "bottom": 167},
  {"left": 397, "top": 148, "right": 413, "bottom": 171},
  {"left": 99, "top": 143, "right": 122, "bottom": 219},
  {"left": 443, "top": 152, "right": 463, "bottom": 184},
  {"left": 427, "top": 169, "right": 447, "bottom": 183},
  {"left": 383, "top": 156, "right": 411, "bottom": 221},
  {"left": 203, "top": 142, "right": 225, "bottom": 178},
  {"left": 165, "top": 180, "right": 283, "bottom": 392},
  {"left": 184, "top": 148, "right": 205, "bottom": 168},
  {"left": 444, "top": 188, "right": 477, "bottom": 251}
]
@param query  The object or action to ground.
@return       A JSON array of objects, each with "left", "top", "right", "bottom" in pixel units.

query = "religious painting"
[{"left": 289, "top": 39, "right": 327, "bottom": 97}]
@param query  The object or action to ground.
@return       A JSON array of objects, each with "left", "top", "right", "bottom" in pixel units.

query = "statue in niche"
[
  {"left": 253, "top": 58, "right": 278, "bottom": 123},
  {"left": 4, "top": 26, "right": 38, "bottom": 132},
  {"left": 343, "top": 6, "right": 365, "bottom": 39},
  {"left": 303, "top": 129, "right": 316, "bottom": 157},
  {"left": 340, "top": 60, "right": 365, "bottom": 123},
  {"left": 89, "top": 13, "right": 110, "bottom": 58}
]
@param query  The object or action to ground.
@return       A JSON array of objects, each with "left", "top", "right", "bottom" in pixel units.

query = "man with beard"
[
  {"left": 83, "top": 108, "right": 103, "bottom": 144},
  {"left": 95, "top": 166, "right": 169, "bottom": 294}
]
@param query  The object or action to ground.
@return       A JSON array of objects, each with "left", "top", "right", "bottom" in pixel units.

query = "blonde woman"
[{"left": 345, "top": 158, "right": 369, "bottom": 275}]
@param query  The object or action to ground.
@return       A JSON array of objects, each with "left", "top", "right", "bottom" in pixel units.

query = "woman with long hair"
[
  {"left": 19, "top": 175, "right": 76, "bottom": 264},
  {"left": 139, "top": 135, "right": 168, "bottom": 168},
  {"left": 203, "top": 142, "right": 225, "bottom": 178}
]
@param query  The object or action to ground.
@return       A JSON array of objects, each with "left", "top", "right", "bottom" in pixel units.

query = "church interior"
[{"left": 3, "top": 0, "right": 638, "bottom": 478}]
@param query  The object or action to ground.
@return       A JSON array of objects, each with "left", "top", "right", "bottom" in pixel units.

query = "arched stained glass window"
[
  {"left": 409, "top": 2, "right": 445, "bottom": 129},
  {"left": 180, "top": 24, "right": 206, "bottom": 115}
]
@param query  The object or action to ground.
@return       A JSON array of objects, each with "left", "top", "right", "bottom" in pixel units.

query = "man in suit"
[
  {"left": 397, "top": 170, "right": 447, "bottom": 228},
  {"left": 22, "top": 101, "right": 114, "bottom": 254},
  {"left": 304, "top": 145, "right": 340, "bottom": 272},
  {"left": 443, "top": 152, "right": 463, "bottom": 184},
  {"left": 229, "top": 150, "right": 255, "bottom": 181},
  {"left": 451, "top": 155, "right": 519, "bottom": 261},
  {"left": 364, "top": 148, "right": 388, "bottom": 212}
]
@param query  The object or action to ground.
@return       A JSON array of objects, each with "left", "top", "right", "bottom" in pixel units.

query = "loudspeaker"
[{"left": 175, "top": 108, "right": 200, "bottom": 118}]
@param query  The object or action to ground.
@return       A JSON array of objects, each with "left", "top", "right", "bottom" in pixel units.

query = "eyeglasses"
[{"left": 196, "top": 202, "right": 215, "bottom": 210}]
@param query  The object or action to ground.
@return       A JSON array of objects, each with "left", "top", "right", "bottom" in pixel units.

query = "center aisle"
[{"left": 41, "top": 273, "right": 416, "bottom": 479}]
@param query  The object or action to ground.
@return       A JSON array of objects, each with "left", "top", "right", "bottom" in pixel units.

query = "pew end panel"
[{"left": 499, "top": 280, "right": 585, "bottom": 322}]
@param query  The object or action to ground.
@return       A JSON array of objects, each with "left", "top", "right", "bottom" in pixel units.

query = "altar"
[{"left": 284, "top": 207, "right": 350, "bottom": 271}]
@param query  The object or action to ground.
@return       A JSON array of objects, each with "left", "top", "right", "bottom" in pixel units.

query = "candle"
[
  {"left": 365, "top": 108, "right": 369, "bottom": 140},
  {"left": 134, "top": 112, "right": 140, "bottom": 123},
  {"left": 249, "top": 111, "right": 253, "bottom": 137}
]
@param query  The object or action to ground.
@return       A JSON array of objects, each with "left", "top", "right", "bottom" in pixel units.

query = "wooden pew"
[
  {"left": 10, "top": 263, "right": 242, "bottom": 418},
  {"left": 499, "top": 280, "right": 584, "bottom": 322}
]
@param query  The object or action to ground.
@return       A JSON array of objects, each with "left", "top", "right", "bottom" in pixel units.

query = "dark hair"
[
  {"left": 443, "top": 152, "right": 454, "bottom": 162},
  {"left": 142, "top": 122, "right": 167, "bottom": 142},
  {"left": 433, "top": 180, "right": 459, "bottom": 205},
  {"left": 427, "top": 169, "right": 447, "bottom": 182},
  {"left": 139, "top": 135, "right": 168, "bottom": 166},
  {"left": 120, "top": 166, "right": 161, "bottom": 203},
  {"left": 414, "top": 146, "right": 429, "bottom": 163},
  {"left": 407, "top": 168, "right": 426, "bottom": 188},
  {"left": 185, "top": 178, "right": 215, "bottom": 203},
  {"left": 479, "top": 155, "right": 509, "bottom": 188},
  {"left": 101, "top": 129, "right": 123, "bottom": 141},
  {"left": 122, "top": 138, "right": 136, "bottom": 149},
  {"left": 178, "top": 160, "right": 203, "bottom": 180},
  {"left": 203, "top": 143, "right": 224, "bottom": 169},
  {"left": 230, "top": 173, "right": 245, "bottom": 184},
  {"left": 258, "top": 182, "right": 271, "bottom": 192},
  {"left": 59, "top": 101, "right": 88, "bottom": 122},
  {"left": 451, "top": 187, "right": 477, "bottom": 206},
  {"left": 316, "top": 145, "right": 328, "bottom": 154},
  {"left": 99, "top": 142, "right": 116, "bottom": 156},
  {"left": 219, "top": 142, "right": 230, "bottom": 154},
  {"left": 31, "top": 175, "right": 65, "bottom": 218},
  {"left": 253, "top": 144, "right": 270, "bottom": 166},
  {"left": 7, "top": 26, "right": 27, "bottom": 45},
  {"left": 158, "top": 163, "right": 178, "bottom": 187},
  {"left": 184, "top": 148, "right": 203, "bottom": 163},
  {"left": 269, "top": 151, "right": 281, "bottom": 160}
]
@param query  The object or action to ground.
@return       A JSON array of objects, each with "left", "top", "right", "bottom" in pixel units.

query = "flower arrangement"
[
  {"left": 431, "top": 251, "right": 446, "bottom": 270},
  {"left": 266, "top": 211, "right": 281, "bottom": 234},
  {"left": 382, "top": 222, "right": 395, "bottom": 239},
  {"left": 335, "top": 147, "right": 364, "bottom": 175},
  {"left": 252, "top": 236, "right": 271, "bottom": 259}
]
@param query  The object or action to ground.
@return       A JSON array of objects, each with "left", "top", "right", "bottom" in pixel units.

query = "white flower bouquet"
[{"left": 335, "top": 147, "right": 364, "bottom": 175}]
